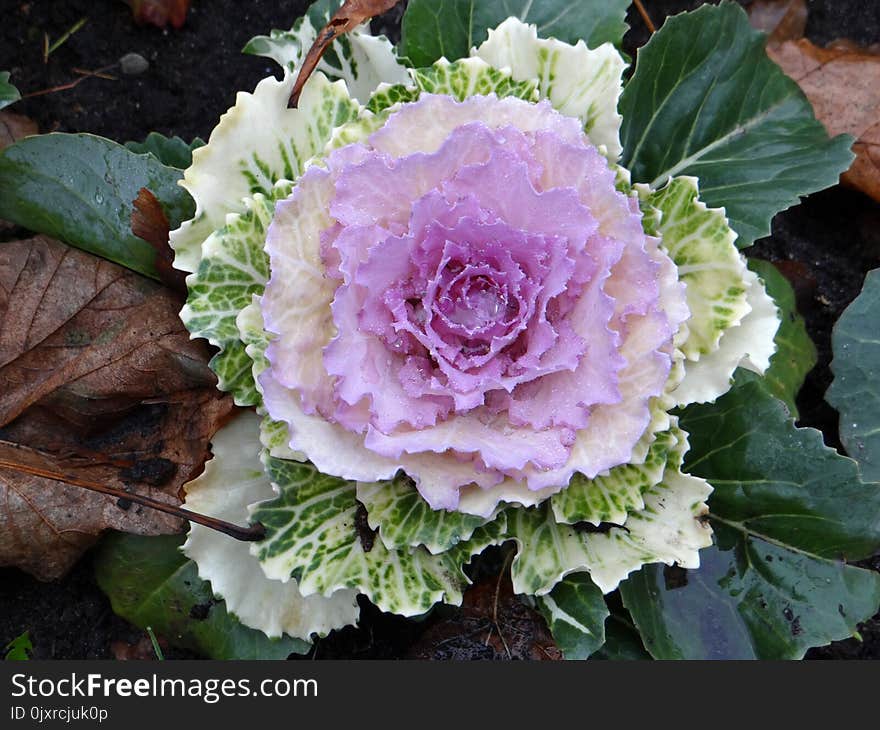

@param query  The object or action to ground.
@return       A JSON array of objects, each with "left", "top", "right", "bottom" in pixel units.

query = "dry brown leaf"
[
  {"left": 768, "top": 39, "right": 880, "bottom": 202},
  {"left": 0, "top": 236, "right": 234, "bottom": 580},
  {"left": 0, "top": 111, "right": 38, "bottom": 152},
  {"left": 747, "top": 0, "right": 807, "bottom": 45},
  {"left": 131, "top": 187, "right": 187, "bottom": 294},
  {"left": 290, "top": 0, "right": 403, "bottom": 107}
]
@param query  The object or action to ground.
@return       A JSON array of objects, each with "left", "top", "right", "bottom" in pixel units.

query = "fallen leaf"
[
  {"left": 290, "top": 0, "right": 403, "bottom": 107},
  {"left": 768, "top": 39, "right": 880, "bottom": 202},
  {"left": 0, "top": 111, "right": 37, "bottom": 152},
  {"left": 131, "top": 187, "right": 186, "bottom": 293},
  {"left": 407, "top": 569, "right": 562, "bottom": 660},
  {"left": 747, "top": 0, "right": 807, "bottom": 45},
  {"left": 0, "top": 112, "right": 37, "bottom": 232},
  {"left": 0, "top": 236, "right": 234, "bottom": 580},
  {"left": 124, "top": 0, "right": 190, "bottom": 29}
]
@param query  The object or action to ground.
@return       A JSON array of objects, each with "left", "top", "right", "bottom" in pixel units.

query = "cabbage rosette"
[{"left": 171, "top": 9, "right": 781, "bottom": 648}]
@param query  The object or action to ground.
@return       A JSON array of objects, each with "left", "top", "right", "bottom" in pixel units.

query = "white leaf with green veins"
[
  {"left": 671, "top": 267, "right": 779, "bottom": 406},
  {"left": 474, "top": 17, "right": 626, "bottom": 159},
  {"left": 180, "top": 193, "right": 278, "bottom": 405},
  {"left": 639, "top": 176, "right": 752, "bottom": 362},
  {"left": 509, "top": 435, "right": 713, "bottom": 596},
  {"left": 550, "top": 424, "right": 686, "bottom": 526},
  {"left": 357, "top": 474, "right": 503, "bottom": 554},
  {"left": 170, "top": 73, "right": 360, "bottom": 273},
  {"left": 181, "top": 411, "right": 360, "bottom": 640},
  {"left": 250, "top": 456, "right": 504, "bottom": 616},
  {"left": 242, "top": 1, "right": 410, "bottom": 104}
]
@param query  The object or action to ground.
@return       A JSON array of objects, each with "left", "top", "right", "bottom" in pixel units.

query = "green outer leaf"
[
  {"left": 0, "top": 133, "right": 194, "bottom": 280},
  {"left": 827, "top": 268, "right": 880, "bottom": 482},
  {"left": 619, "top": 2, "right": 854, "bottom": 246},
  {"left": 413, "top": 57, "right": 538, "bottom": 102},
  {"left": 738, "top": 259, "right": 816, "bottom": 416},
  {"left": 0, "top": 71, "right": 20, "bottom": 110},
  {"left": 95, "top": 533, "right": 310, "bottom": 660},
  {"left": 620, "top": 542, "right": 880, "bottom": 660},
  {"left": 536, "top": 573, "right": 608, "bottom": 660},
  {"left": 180, "top": 190, "right": 290, "bottom": 406},
  {"left": 682, "top": 380, "right": 880, "bottom": 562},
  {"left": 550, "top": 426, "right": 682, "bottom": 526},
  {"left": 125, "top": 132, "right": 206, "bottom": 169},
  {"left": 619, "top": 380, "right": 880, "bottom": 659},
  {"left": 357, "top": 473, "right": 498, "bottom": 554},
  {"left": 638, "top": 176, "right": 749, "bottom": 359},
  {"left": 589, "top": 614, "right": 651, "bottom": 660},
  {"left": 400, "top": 0, "right": 630, "bottom": 68},
  {"left": 252, "top": 456, "right": 472, "bottom": 616},
  {"left": 4, "top": 631, "right": 32, "bottom": 661}
]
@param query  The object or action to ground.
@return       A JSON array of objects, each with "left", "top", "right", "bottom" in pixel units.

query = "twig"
[
  {"left": 0, "top": 457, "right": 265, "bottom": 542},
  {"left": 633, "top": 0, "right": 656, "bottom": 34},
  {"left": 72, "top": 67, "right": 118, "bottom": 81},
  {"left": 21, "top": 64, "right": 117, "bottom": 99}
]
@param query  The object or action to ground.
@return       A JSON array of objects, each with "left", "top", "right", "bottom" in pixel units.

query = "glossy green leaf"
[
  {"left": 0, "top": 133, "right": 194, "bottom": 280},
  {"left": 536, "top": 573, "right": 608, "bottom": 660},
  {"left": 400, "top": 0, "right": 630, "bottom": 67},
  {"left": 125, "top": 132, "right": 205, "bottom": 169},
  {"left": 0, "top": 71, "right": 20, "bottom": 110},
  {"left": 738, "top": 259, "right": 816, "bottom": 416},
  {"left": 590, "top": 614, "right": 651, "bottom": 660},
  {"left": 621, "top": 542, "right": 880, "bottom": 660},
  {"left": 95, "top": 533, "right": 310, "bottom": 660},
  {"left": 683, "top": 380, "right": 880, "bottom": 561},
  {"left": 619, "top": 380, "right": 880, "bottom": 659},
  {"left": 619, "top": 2, "right": 854, "bottom": 246},
  {"left": 827, "top": 268, "right": 880, "bottom": 481}
]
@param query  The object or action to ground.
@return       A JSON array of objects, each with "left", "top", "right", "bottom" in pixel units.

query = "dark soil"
[{"left": 1, "top": 0, "right": 880, "bottom": 660}]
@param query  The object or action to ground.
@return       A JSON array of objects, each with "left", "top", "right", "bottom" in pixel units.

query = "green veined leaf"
[
  {"left": 550, "top": 426, "right": 683, "bottom": 526},
  {"left": 400, "top": 0, "right": 630, "bottom": 68},
  {"left": 125, "top": 132, "right": 206, "bottom": 169},
  {"left": 412, "top": 57, "right": 538, "bottom": 101},
  {"left": 737, "top": 259, "right": 816, "bottom": 416},
  {"left": 169, "top": 73, "right": 359, "bottom": 274},
  {"left": 508, "top": 459, "right": 712, "bottom": 597},
  {"left": 95, "top": 533, "right": 310, "bottom": 660},
  {"left": 683, "top": 380, "right": 880, "bottom": 561},
  {"left": 0, "top": 133, "right": 194, "bottom": 280},
  {"left": 827, "top": 268, "right": 880, "bottom": 482},
  {"left": 620, "top": 2, "right": 854, "bottom": 246},
  {"left": 590, "top": 614, "right": 651, "bottom": 660},
  {"left": 252, "top": 456, "right": 490, "bottom": 616},
  {"left": 621, "top": 542, "right": 880, "bottom": 660},
  {"left": 357, "top": 473, "right": 501, "bottom": 554},
  {"left": 621, "top": 380, "right": 880, "bottom": 659},
  {"left": 180, "top": 189, "right": 291, "bottom": 405},
  {"left": 536, "top": 573, "right": 608, "bottom": 660},
  {"left": 0, "top": 71, "right": 20, "bottom": 110},
  {"left": 638, "top": 176, "right": 749, "bottom": 360}
]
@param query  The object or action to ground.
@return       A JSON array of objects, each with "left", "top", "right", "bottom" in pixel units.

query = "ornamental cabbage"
[{"left": 171, "top": 13, "right": 779, "bottom": 641}]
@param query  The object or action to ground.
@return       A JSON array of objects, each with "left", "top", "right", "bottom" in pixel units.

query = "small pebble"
[{"left": 120, "top": 52, "right": 149, "bottom": 76}]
